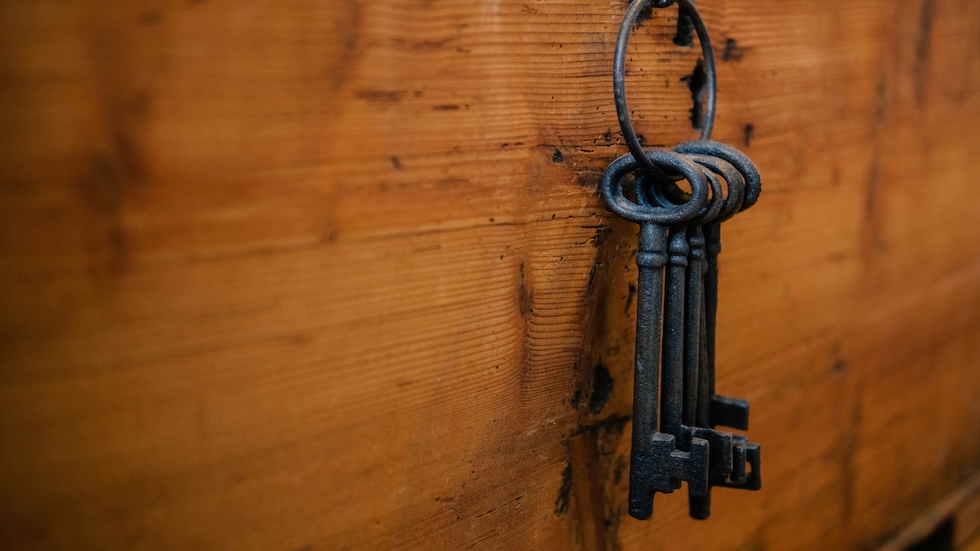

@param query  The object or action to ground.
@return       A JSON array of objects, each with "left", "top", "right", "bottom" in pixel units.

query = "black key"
[
  {"left": 672, "top": 142, "right": 761, "bottom": 432},
  {"left": 638, "top": 161, "right": 736, "bottom": 503},
  {"left": 601, "top": 149, "right": 713, "bottom": 520}
]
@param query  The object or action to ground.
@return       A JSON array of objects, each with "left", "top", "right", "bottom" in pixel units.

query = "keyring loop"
[
  {"left": 640, "top": 154, "right": 744, "bottom": 224},
  {"left": 674, "top": 140, "right": 760, "bottom": 210},
  {"left": 601, "top": 149, "right": 709, "bottom": 224},
  {"left": 614, "top": 0, "right": 717, "bottom": 177},
  {"left": 684, "top": 154, "right": 744, "bottom": 222},
  {"left": 636, "top": 156, "right": 729, "bottom": 226}
]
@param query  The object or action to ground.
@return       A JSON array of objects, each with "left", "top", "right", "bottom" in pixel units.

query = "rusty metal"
[{"left": 600, "top": 0, "right": 764, "bottom": 521}]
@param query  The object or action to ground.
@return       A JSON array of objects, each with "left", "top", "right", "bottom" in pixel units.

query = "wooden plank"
[
  {"left": 955, "top": 482, "right": 980, "bottom": 549},
  {"left": 0, "top": 0, "right": 978, "bottom": 549},
  {"left": 963, "top": 536, "right": 980, "bottom": 551},
  {"left": 874, "top": 472, "right": 980, "bottom": 551}
]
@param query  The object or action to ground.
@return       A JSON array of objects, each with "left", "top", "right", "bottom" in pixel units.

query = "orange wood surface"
[{"left": 1, "top": 0, "right": 978, "bottom": 549}]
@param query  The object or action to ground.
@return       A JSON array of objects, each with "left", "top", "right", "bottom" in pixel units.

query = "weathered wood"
[
  {"left": 1, "top": 0, "right": 979, "bottom": 549},
  {"left": 876, "top": 473, "right": 980, "bottom": 551},
  {"left": 955, "top": 480, "right": 980, "bottom": 549}
]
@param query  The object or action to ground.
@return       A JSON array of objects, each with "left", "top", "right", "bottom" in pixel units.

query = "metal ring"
[
  {"left": 644, "top": 154, "right": 745, "bottom": 224},
  {"left": 673, "top": 140, "right": 760, "bottom": 210},
  {"left": 614, "top": 0, "right": 717, "bottom": 177},
  {"left": 685, "top": 154, "right": 744, "bottom": 222},
  {"left": 637, "top": 156, "right": 728, "bottom": 225},
  {"left": 601, "top": 148, "right": 709, "bottom": 224}
]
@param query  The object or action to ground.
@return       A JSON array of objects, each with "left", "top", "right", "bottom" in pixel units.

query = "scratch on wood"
[
  {"left": 554, "top": 462, "right": 573, "bottom": 515},
  {"left": 915, "top": 0, "right": 934, "bottom": 106},
  {"left": 681, "top": 59, "right": 708, "bottom": 131},
  {"left": 744, "top": 124, "right": 755, "bottom": 147},
  {"left": 588, "top": 364, "right": 615, "bottom": 414},
  {"left": 518, "top": 262, "right": 532, "bottom": 318},
  {"left": 723, "top": 38, "right": 745, "bottom": 62},
  {"left": 355, "top": 90, "right": 405, "bottom": 103}
]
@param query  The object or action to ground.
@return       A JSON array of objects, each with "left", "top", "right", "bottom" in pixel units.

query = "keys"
[
  {"left": 637, "top": 162, "right": 730, "bottom": 497},
  {"left": 684, "top": 144, "right": 764, "bottom": 518},
  {"left": 681, "top": 151, "right": 757, "bottom": 519},
  {"left": 602, "top": 142, "right": 763, "bottom": 521},
  {"left": 673, "top": 144, "right": 761, "bottom": 430},
  {"left": 602, "top": 0, "right": 764, "bottom": 522},
  {"left": 601, "top": 148, "right": 713, "bottom": 520},
  {"left": 641, "top": 151, "right": 748, "bottom": 519}
]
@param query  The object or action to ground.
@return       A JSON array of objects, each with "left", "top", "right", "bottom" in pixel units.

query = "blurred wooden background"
[{"left": 1, "top": 0, "right": 979, "bottom": 549}]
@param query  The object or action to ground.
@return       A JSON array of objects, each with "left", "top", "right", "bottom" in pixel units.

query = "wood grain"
[
  {"left": 876, "top": 473, "right": 980, "bottom": 551},
  {"left": 1, "top": 0, "right": 978, "bottom": 549}
]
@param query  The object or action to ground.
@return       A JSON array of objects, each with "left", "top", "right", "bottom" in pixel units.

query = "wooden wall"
[{"left": 1, "top": 0, "right": 979, "bottom": 549}]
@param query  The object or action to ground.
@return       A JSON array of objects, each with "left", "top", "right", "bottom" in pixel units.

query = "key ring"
[
  {"left": 614, "top": 0, "right": 717, "bottom": 178},
  {"left": 636, "top": 156, "right": 730, "bottom": 225},
  {"left": 601, "top": 149, "right": 710, "bottom": 225}
]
